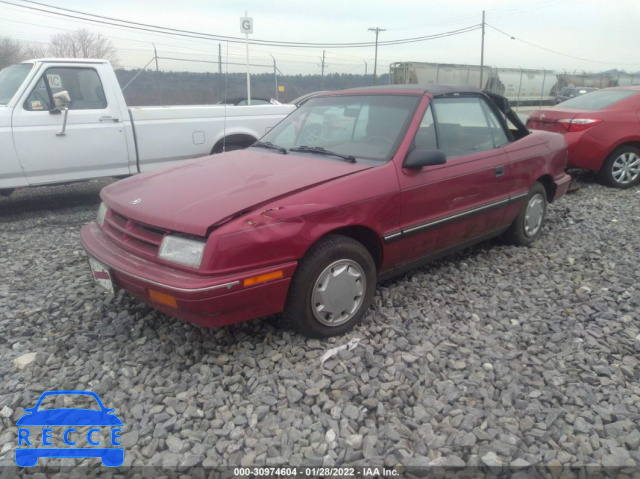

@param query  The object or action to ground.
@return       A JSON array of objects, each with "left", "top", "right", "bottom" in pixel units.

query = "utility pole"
[
  {"left": 152, "top": 42, "right": 161, "bottom": 106},
  {"left": 240, "top": 11, "right": 253, "bottom": 104},
  {"left": 218, "top": 43, "right": 222, "bottom": 74},
  {"left": 479, "top": 10, "right": 485, "bottom": 89},
  {"left": 270, "top": 54, "right": 278, "bottom": 101},
  {"left": 363, "top": 59, "right": 368, "bottom": 77},
  {"left": 368, "top": 27, "right": 385, "bottom": 85},
  {"left": 319, "top": 50, "right": 327, "bottom": 89}
]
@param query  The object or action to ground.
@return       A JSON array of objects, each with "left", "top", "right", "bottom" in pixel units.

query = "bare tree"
[
  {"left": 0, "top": 37, "right": 26, "bottom": 69},
  {"left": 48, "top": 29, "right": 117, "bottom": 63},
  {"left": 22, "top": 42, "right": 48, "bottom": 60}
]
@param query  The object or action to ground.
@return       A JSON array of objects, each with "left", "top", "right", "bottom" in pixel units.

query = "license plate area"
[{"left": 89, "top": 258, "right": 115, "bottom": 295}]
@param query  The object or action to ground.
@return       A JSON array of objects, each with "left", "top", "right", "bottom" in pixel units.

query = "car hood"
[
  {"left": 16, "top": 409, "right": 123, "bottom": 426},
  {"left": 102, "top": 150, "right": 373, "bottom": 236}
]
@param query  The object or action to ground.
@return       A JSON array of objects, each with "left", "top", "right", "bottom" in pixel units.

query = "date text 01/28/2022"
[{"left": 232, "top": 467, "right": 399, "bottom": 477}]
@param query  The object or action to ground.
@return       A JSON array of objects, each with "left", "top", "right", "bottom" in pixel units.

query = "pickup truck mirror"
[
  {"left": 53, "top": 90, "right": 71, "bottom": 111},
  {"left": 403, "top": 149, "right": 447, "bottom": 169},
  {"left": 53, "top": 91, "right": 71, "bottom": 136}
]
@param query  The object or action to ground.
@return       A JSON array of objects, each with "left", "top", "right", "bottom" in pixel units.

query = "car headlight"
[
  {"left": 158, "top": 236, "right": 206, "bottom": 268},
  {"left": 97, "top": 202, "right": 108, "bottom": 228}
]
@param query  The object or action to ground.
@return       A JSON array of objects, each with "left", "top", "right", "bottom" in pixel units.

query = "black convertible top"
[{"left": 337, "top": 84, "right": 485, "bottom": 97}]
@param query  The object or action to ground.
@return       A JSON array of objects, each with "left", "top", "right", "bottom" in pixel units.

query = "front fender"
[{"left": 201, "top": 196, "right": 397, "bottom": 276}]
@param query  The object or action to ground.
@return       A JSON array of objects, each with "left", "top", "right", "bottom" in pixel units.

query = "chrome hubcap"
[
  {"left": 612, "top": 152, "right": 640, "bottom": 184},
  {"left": 524, "top": 193, "right": 544, "bottom": 237},
  {"left": 312, "top": 259, "right": 365, "bottom": 327}
]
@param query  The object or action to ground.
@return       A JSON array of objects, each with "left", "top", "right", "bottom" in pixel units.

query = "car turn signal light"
[
  {"left": 243, "top": 270, "right": 283, "bottom": 287},
  {"left": 148, "top": 290, "right": 178, "bottom": 308}
]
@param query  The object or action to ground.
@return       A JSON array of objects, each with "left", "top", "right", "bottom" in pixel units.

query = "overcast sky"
[{"left": 1, "top": 0, "right": 639, "bottom": 76}]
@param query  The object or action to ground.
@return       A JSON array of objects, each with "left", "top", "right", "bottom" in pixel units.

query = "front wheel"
[
  {"left": 505, "top": 182, "right": 547, "bottom": 246},
  {"left": 284, "top": 235, "right": 376, "bottom": 338},
  {"left": 598, "top": 146, "right": 640, "bottom": 189}
]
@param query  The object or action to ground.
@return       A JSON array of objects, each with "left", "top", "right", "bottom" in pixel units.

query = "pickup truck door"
[
  {"left": 11, "top": 62, "right": 130, "bottom": 185},
  {"left": 395, "top": 96, "right": 513, "bottom": 266}
]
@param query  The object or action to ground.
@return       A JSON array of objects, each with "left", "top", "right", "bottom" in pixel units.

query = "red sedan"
[
  {"left": 81, "top": 86, "right": 571, "bottom": 337},
  {"left": 527, "top": 86, "right": 640, "bottom": 188}
]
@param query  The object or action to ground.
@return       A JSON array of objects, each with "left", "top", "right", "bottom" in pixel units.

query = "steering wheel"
[
  {"left": 368, "top": 136, "right": 393, "bottom": 148},
  {"left": 300, "top": 124, "right": 322, "bottom": 144}
]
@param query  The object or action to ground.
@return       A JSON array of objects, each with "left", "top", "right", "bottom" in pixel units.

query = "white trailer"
[{"left": 390, "top": 61, "right": 557, "bottom": 104}]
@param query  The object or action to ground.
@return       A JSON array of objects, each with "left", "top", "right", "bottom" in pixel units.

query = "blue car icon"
[{"left": 15, "top": 390, "right": 123, "bottom": 467}]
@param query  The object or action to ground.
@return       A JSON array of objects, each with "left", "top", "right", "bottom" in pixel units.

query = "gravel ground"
[{"left": 0, "top": 174, "right": 639, "bottom": 477}]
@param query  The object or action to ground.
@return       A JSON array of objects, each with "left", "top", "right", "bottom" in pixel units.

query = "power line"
[
  {"left": 486, "top": 23, "right": 640, "bottom": 67},
  {"left": 0, "top": 0, "right": 480, "bottom": 48}
]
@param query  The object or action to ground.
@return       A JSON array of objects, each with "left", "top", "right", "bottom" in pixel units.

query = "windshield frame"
[
  {"left": 257, "top": 93, "right": 422, "bottom": 165},
  {"left": 0, "top": 62, "right": 34, "bottom": 106}
]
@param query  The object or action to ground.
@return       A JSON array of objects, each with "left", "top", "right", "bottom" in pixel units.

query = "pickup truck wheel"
[
  {"left": 599, "top": 146, "right": 640, "bottom": 189},
  {"left": 505, "top": 182, "right": 547, "bottom": 246},
  {"left": 284, "top": 235, "right": 376, "bottom": 338}
]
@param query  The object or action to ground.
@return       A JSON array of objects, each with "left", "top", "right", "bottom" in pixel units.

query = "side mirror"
[
  {"left": 53, "top": 90, "right": 71, "bottom": 111},
  {"left": 53, "top": 91, "right": 71, "bottom": 136},
  {"left": 403, "top": 149, "right": 447, "bottom": 169}
]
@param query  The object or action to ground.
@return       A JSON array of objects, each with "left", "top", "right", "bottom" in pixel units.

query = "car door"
[
  {"left": 395, "top": 95, "right": 513, "bottom": 265},
  {"left": 11, "top": 63, "right": 130, "bottom": 185}
]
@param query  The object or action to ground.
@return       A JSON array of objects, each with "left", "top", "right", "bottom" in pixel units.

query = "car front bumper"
[{"left": 80, "top": 223, "right": 296, "bottom": 327}]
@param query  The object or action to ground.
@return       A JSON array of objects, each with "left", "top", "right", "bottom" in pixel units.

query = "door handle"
[
  {"left": 495, "top": 166, "right": 505, "bottom": 177},
  {"left": 99, "top": 116, "right": 119, "bottom": 123}
]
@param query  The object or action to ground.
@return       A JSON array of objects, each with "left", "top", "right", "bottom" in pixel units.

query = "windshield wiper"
[
  {"left": 289, "top": 146, "right": 356, "bottom": 163},
  {"left": 252, "top": 141, "right": 288, "bottom": 154}
]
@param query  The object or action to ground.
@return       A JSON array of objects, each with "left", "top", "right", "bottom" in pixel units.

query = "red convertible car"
[
  {"left": 527, "top": 86, "right": 640, "bottom": 188},
  {"left": 81, "top": 85, "right": 571, "bottom": 337}
]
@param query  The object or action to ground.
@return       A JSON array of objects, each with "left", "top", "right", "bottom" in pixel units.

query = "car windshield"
[
  {"left": 0, "top": 63, "right": 33, "bottom": 105},
  {"left": 557, "top": 90, "right": 636, "bottom": 110},
  {"left": 259, "top": 94, "right": 420, "bottom": 162}
]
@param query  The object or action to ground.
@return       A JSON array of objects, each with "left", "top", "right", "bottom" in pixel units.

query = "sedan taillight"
[{"left": 557, "top": 118, "right": 603, "bottom": 132}]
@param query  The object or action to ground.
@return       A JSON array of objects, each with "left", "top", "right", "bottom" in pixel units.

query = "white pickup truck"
[{"left": 0, "top": 58, "right": 296, "bottom": 196}]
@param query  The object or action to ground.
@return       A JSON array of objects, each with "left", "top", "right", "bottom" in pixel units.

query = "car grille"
[{"left": 102, "top": 209, "right": 168, "bottom": 260}]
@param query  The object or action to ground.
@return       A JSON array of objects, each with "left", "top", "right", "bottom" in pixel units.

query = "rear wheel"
[
  {"left": 284, "top": 235, "right": 376, "bottom": 338},
  {"left": 598, "top": 146, "right": 640, "bottom": 189},
  {"left": 505, "top": 182, "right": 547, "bottom": 246}
]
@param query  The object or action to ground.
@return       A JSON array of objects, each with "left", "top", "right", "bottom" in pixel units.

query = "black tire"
[
  {"left": 283, "top": 235, "right": 376, "bottom": 338},
  {"left": 598, "top": 145, "right": 640, "bottom": 189},
  {"left": 211, "top": 139, "right": 255, "bottom": 154},
  {"left": 505, "top": 182, "right": 548, "bottom": 246}
]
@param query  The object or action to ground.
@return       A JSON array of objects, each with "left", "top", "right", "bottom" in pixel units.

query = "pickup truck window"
[
  {"left": 0, "top": 63, "right": 33, "bottom": 105},
  {"left": 431, "top": 97, "right": 497, "bottom": 158},
  {"left": 24, "top": 67, "right": 107, "bottom": 111}
]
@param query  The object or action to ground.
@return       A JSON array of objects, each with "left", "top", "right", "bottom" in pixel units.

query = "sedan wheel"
[
  {"left": 284, "top": 235, "right": 376, "bottom": 338},
  {"left": 600, "top": 146, "right": 640, "bottom": 189},
  {"left": 505, "top": 182, "right": 547, "bottom": 246},
  {"left": 312, "top": 259, "right": 365, "bottom": 327},
  {"left": 523, "top": 194, "right": 545, "bottom": 237}
]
